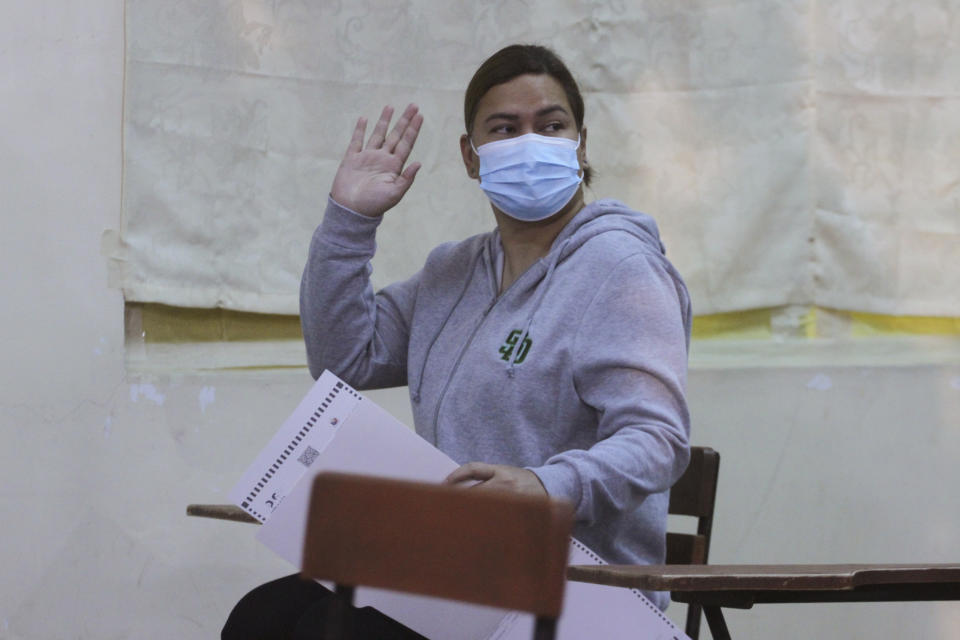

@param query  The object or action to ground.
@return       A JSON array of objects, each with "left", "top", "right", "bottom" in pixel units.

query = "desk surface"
[
  {"left": 190, "top": 505, "right": 960, "bottom": 601},
  {"left": 567, "top": 563, "right": 960, "bottom": 592},
  {"left": 569, "top": 562, "right": 960, "bottom": 640}
]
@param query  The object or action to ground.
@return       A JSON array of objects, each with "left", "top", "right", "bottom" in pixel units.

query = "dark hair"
[{"left": 464, "top": 44, "right": 592, "bottom": 186}]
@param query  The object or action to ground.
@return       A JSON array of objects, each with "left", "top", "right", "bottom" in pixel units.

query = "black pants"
[{"left": 222, "top": 574, "right": 428, "bottom": 640}]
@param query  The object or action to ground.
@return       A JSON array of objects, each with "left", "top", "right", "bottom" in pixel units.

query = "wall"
[
  {"left": 683, "top": 365, "right": 960, "bottom": 638},
  {"left": 1, "top": 2, "right": 957, "bottom": 638}
]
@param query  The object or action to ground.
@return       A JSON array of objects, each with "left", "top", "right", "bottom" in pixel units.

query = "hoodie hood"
[
  {"left": 551, "top": 198, "right": 667, "bottom": 258},
  {"left": 482, "top": 198, "right": 672, "bottom": 300}
]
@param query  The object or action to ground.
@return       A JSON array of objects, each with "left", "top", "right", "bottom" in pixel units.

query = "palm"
[{"left": 331, "top": 104, "right": 423, "bottom": 217}]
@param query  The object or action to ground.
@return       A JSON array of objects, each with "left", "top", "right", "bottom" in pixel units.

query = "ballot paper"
[{"left": 229, "top": 370, "right": 689, "bottom": 640}]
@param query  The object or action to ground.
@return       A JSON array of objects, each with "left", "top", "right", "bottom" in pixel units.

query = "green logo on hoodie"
[{"left": 499, "top": 329, "right": 532, "bottom": 364}]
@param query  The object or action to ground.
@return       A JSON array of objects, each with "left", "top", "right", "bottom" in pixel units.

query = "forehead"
[{"left": 473, "top": 73, "right": 572, "bottom": 124}]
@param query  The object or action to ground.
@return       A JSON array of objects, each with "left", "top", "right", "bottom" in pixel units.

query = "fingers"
[
  {"left": 365, "top": 105, "right": 394, "bottom": 150},
  {"left": 384, "top": 103, "right": 421, "bottom": 154},
  {"left": 359, "top": 104, "right": 422, "bottom": 159},
  {"left": 443, "top": 464, "right": 547, "bottom": 497},
  {"left": 393, "top": 112, "right": 423, "bottom": 162},
  {"left": 444, "top": 462, "right": 495, "bottom": 485},
  {"left": 400, "top": 161, "right": 421, "bottom": 185},
  {"left": 347, "top": 116, "right": 367, "bottom": 154}
]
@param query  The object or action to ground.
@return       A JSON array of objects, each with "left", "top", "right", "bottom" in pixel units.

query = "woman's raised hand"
[{"left": 330, "top": 103, "right": 424, "bottom": 217}]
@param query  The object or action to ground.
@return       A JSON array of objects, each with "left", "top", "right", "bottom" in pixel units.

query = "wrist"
[
  {"left": 329, "top": 193, "right": 383, "bottom": 218},
  {"left": 329, "top": 193, "right": 370, "bottom": 216},
  {"left": 320, "top": 197, "right": 383, "bottom": 250}
]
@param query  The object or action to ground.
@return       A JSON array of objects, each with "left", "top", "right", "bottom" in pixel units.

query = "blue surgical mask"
[{"left": 471, "top": 133, "right": 583, "bottom": 222}]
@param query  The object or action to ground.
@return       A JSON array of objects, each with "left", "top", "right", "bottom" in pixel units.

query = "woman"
[{"left": 224, "top": 43, "right": 691, "bottom": 640}]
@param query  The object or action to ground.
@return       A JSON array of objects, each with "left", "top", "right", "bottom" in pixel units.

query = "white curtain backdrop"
[{"left": 115, "top": 0, "right": 960, "bottom": 316}]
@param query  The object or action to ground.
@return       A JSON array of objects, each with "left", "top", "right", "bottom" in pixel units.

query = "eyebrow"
[{"left": 484, "top": 104, "right": 569, "bottom": 123}]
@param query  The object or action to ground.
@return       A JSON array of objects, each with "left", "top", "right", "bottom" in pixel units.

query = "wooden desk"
[
  {"left": 567, "top": 563, "right": 960, "bottom": 640},
  {"left": 187, "top": 503, "right": 258, "bottom": 524},
  {"left": 189, "top": 507, "right": 960, "bottom": 639}
]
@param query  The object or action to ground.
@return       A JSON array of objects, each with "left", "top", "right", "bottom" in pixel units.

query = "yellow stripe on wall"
[
  {"left": 130, "top": 303, "right": 302, "bottom": 342},
  {"left": 692, "top": 307, "right": 960, "bottom": 340},
  {"left": 130, "top": 303, "right": 959, "bottom": 343},
  {"left": 691, "top": 308, "right": 774, "bottom": 340},
  {"left": 849, "top": 311, "right": 960, "bottom": 337}
]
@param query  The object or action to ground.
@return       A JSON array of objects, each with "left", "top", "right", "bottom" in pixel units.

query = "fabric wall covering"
[{"left": 115, "top": 0, "right": 960, "bottom": 316}]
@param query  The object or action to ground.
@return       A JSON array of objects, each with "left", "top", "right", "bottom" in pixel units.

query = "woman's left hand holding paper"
[{"left": 445, "top": 462, "right": 549, "bottom": 498}]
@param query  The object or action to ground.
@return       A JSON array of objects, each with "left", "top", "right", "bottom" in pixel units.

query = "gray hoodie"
[{"left": 301, "top": 197, "right": 691, "bottom": 610}]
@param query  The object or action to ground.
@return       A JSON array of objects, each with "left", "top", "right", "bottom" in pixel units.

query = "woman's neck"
[{"left": 494, "top": 190, "right": 585, "bottom": 294}]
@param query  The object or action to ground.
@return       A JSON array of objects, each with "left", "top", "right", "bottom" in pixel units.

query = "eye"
[
  {"left": 540, "top": 121, "right": 566, "bottom": 134},
  {"left": 489, "top": 123, "right": 515, "bottom": 135}
]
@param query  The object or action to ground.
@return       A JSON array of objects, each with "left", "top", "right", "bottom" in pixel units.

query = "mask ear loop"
[
  {"left": 468, "top": 137, "right": 480, "bottom": 179},
  {"left": 574, "top": 132, "right": 585, "bottom": 180}
]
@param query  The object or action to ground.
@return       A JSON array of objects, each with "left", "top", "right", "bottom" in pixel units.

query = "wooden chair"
[
  {"left": 300, "top": 472, "right": 575, "bottom": 640},
  {"left": 666, "top": 445, "right": 721, "bottom": 639}
]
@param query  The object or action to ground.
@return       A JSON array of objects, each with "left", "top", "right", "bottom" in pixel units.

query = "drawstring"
[
  {"left": 506, "top": 237, "right": 571, "bottom": 378},
  {"left": 410, "top": 235, "right": 571, "bottom": 390},
  {"left": 411, "top": 247, "right": 483, "bottom": 402}
]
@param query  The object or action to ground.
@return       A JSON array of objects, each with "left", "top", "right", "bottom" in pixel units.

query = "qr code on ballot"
[{"left": 297, "top": 445, "right": 319, "bottom": 468}]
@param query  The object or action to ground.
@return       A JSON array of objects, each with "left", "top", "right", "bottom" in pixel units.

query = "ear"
[
  {"left": 460, "top": 133, "right": 479, "bottom": 180},
  {"left": 577, "top": 126, "right": 588, "bottom": 176}
]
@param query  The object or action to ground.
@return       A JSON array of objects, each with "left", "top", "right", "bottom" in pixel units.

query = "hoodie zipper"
[
  {"left": 431, "top": 249, "right": 542, "bottom": 448},
  {"left": 431, "top": 296, "right": 497, "bottom": 448}
]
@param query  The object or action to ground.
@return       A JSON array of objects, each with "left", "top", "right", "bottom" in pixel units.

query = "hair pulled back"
[{"left": 464, "top": 44, "right": 592, "bottom": 186}]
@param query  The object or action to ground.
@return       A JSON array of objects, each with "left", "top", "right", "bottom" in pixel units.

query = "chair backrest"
[
  {"left": 666, "top": 445, "right": 720, "bottom": 640},
  {"left": 666, "top": 445, "right": 720, "bottom": 565},
  {"left": 301, "top": 472, "right": 575, "bottom": 637}
]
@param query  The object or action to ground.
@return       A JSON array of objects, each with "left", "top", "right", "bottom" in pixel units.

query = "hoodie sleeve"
[
  {"left": 531, "top": 251, "right": 691, "bottom": 525},
  {"left": 299, "top": 197, "right": 418, "bottom": 388}
]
